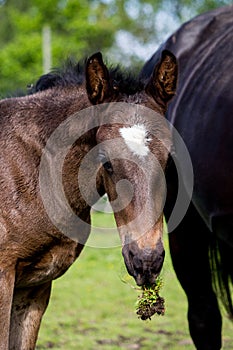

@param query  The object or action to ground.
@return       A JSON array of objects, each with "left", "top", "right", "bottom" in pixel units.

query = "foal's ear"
[
  {"left": 145, "top": 50, "right": 178, "bottom": 109},
  {"left": 86, "top": 52, "right": 110, "bottom": 104}
]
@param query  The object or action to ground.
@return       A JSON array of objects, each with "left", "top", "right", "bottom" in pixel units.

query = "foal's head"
[{"left": 85, "top": 51, "right": 177, "bottom": 286}]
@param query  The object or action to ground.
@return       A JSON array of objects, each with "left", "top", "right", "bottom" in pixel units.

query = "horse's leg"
[
  {"left": 9, "top": 281, "right": 52, "bottom": 350},
  {"left": 212, "top": 215, "right": 233, "bottom": 317},
  {"left": 166, "top": 202, "right": 222, "bottom": 350},
  {"left": 164, "top": 160, "right": 222, "bottom": 350},
  {"left": 0, "top": 268, "right": 15, "bottom": 350}
]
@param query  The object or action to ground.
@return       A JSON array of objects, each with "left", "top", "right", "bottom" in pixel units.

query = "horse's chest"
[{"left": 15, "top": 242, "right": 80, "bottom": 287}]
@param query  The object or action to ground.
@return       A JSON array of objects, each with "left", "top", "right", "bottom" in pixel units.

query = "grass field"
[{"left": 36, "top": 212, "right": 233, "bottom": 349}]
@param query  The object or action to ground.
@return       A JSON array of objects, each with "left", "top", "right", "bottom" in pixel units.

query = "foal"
[{"left": 0, "top": 51, "right": 177, "bottom": 349}]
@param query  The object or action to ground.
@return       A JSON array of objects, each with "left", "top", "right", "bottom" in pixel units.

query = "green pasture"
[{"left": 37, "top": 212, "right": 233, "bottom": 350}]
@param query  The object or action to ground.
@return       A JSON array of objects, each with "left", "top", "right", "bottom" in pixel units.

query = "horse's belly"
[
  {"left": 194, "top": 164, "right": 233, "bottom": 229},
  {"left": 15, "top": 241, "right": 81, "bottom": 287},
  {"left": 174, "top": 115, "right": 233, "bottom": 230}
]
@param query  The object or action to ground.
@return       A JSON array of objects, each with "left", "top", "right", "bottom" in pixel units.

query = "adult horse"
[
  {"left": 0, "top": 51, "right": 177, "bottom": 349},
  {"left": 140, "top": 5, "right": 233, "bottom": 350}
]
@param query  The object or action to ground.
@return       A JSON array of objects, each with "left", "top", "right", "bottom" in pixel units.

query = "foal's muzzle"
[{"left": 122, "top": 239, "right": 165, "bottom": 286}]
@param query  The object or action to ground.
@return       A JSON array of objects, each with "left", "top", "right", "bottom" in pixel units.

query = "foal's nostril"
[
  {"left": 132, "top": 255, "right": 143, "bottom": 271},
  {"left": 134, "top": 249, "right": 165, "bottom": 286},
  {"left": 152, "top": 249, "right": 165, "bottom": 270}
]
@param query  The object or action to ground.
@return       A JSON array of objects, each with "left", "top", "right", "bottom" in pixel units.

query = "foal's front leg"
[
  {"left": 9, "top": 282, "right": 52, "bottom": 350},
  {"left": 0, "top": 268, "right": 15, "bottom": 350}
]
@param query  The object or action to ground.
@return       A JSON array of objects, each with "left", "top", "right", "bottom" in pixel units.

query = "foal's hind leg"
[
  {"left": 166, "top": 202, "right": 222, "bottom": 350},
  {"left": 9, "top": 282, "right": 51, "bottom": 350}
]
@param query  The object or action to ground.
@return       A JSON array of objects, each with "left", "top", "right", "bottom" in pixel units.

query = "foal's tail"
[{"left": 209, "top": 233, "right": 233, "bottom": 320}]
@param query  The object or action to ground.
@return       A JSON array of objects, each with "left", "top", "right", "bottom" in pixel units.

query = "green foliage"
[
  {"left": 121, "top": 267, "right": 165, "bottom": 320},
  {"left": 0, "top": 33, "right": 42, "bottom": 96},
  {"left": 136, "top": 277, "right": 165, "bottom": 320},
  {"left": 0, "top": 0, "right": 119, "bottom": 96},
  {"left": 0, "top": 0, "right": 232, "bottom": 96}
]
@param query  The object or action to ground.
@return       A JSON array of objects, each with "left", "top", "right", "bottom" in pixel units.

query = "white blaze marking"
[{"left": 119, "top": 124, "right": 151, "bottom": 157}]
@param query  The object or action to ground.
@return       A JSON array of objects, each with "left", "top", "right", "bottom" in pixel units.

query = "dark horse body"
[
  {"left": 0, "top": 52, "right": 177, "bottom": 349},
  {"left": 140, "top": 5, "right": 233, "bottom": 350}
]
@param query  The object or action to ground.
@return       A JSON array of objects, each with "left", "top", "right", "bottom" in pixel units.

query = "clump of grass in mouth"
[
  {"left": 121, "top": 273, "right": 165, "bottom": 321},
  {"left": 135, "top": 277, "right": 165, "bottom": 320}
]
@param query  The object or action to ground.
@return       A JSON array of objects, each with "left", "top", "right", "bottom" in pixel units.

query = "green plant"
[
  {"left": 135, "top": 277, "right": 165, "bottom": 320},
  {"left": 121, "top": 272, "right": 165, "bottom": 321}
]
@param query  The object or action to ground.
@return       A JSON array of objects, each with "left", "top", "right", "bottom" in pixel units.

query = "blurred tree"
[{"left": 0, "top": 0, "right": 231, "bottom": 96}]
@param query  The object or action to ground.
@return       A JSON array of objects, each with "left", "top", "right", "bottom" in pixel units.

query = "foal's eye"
[
  {"left": 103, "top": 160, "right": 113, "bottom": 175},
  {"left": 98, "top": 153, "right": 113, "bottom": 175}
]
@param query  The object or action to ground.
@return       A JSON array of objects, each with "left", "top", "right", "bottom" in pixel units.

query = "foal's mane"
[{"left": 31, "top": 57, "right": 144, "bottom": 95}]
